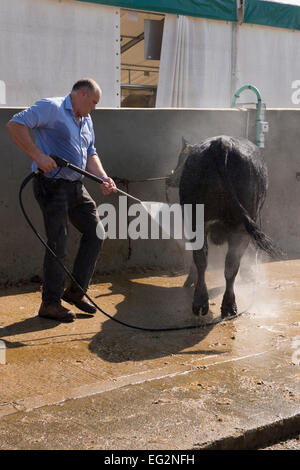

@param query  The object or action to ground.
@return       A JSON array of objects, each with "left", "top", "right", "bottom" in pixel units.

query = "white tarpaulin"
[
  {"left": 0, "top": 0, "right": 120, "bottom": 107},
  {"left": 156, "top": 14, "right": 300, "bottom": 108},
  {"left": 235, "top": 23, "right": 300, "bottom": 108},
  {"left": 156, "top": 15, "right": 232, "bottom": 107}
]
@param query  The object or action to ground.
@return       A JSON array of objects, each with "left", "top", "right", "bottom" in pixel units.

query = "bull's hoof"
[
  {"left": 192, "top": 302, "right": 209, "bottom": 316},
  {"left": 221, "top": 302, "right": 237, "bottom": 319}
]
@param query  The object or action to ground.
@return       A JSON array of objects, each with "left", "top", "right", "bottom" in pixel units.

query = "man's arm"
[
  {"left": 86, "top": 153, "right": 116, "bottom": 195},
  {"left": 6, "top": 121, "right": 57, "bottom": 173}
]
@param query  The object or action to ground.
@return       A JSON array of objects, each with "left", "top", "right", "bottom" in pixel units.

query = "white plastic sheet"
[
  {"left": 156, "top": 15, "right": 232, "bottom": 108},
  {"left": 236, "top": 23, "right": 300, "bottom": 108},
  {"left": 156, "top": 14, "right": 300, "bottom": 108},
  {"left": 0, "top": 0, "right": 120, "bottom": 107}
]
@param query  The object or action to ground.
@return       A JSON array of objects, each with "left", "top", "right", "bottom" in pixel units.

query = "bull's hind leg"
[
  {"left": 192, "top": 238, "right": 209, "bottom": 316},
  {"left": 221, "top": 232, "right": 250, "bottom": 318}
]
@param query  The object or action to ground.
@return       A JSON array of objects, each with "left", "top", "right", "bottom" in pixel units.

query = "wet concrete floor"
[{"left": 0, "top": 260, "right": 299, "bottom": 449}]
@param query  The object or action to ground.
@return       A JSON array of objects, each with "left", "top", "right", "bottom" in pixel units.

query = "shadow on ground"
[
  {"left": 89, "top": 273, "right": 225, "bottom": 363},
  {"left": 0, "top": 270, "right": 227, "bottom": 361},
  {"left": 0, "top": 316, "right": 62, "bottom": 348}
]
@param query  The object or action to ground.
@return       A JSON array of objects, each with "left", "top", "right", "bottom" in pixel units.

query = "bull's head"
[{"left": 166, "top": 137, "right": 191, "bottom": 188}]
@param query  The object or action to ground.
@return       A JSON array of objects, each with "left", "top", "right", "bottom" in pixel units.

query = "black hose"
[{"left": 19, "top": 171, "right": 249, "bottom": 332}]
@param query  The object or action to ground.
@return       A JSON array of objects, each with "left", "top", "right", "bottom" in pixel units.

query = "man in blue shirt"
[{"left": 6, "top": 78, "right": 116, "bottom": 322}]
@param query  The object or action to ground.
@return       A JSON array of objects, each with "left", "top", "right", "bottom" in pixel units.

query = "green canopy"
[
  {"left": 75, "top": 0, "right": 238, "bottom": 22},
  {"left": 75, "top": 0, "right": 300, "bottom": 30},
  {"left": 244, "top": 0, "right": 300, "bottom": 30}
]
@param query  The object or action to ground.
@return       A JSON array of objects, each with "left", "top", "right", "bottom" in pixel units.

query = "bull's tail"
[
  {"left": 210, "top": 138, "right": 284, "bottom": 259},
  {"left": 238, "top": 208, "right": 284, "bottom": 259}
]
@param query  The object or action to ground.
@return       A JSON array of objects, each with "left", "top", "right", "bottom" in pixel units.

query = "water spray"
[{"left": 18, "top": 155, "right": 254, "bottom": 331}]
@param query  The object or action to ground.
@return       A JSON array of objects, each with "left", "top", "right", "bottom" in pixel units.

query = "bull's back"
[{"left": 179, "top": 135, "right": 268, "bottom": 224}]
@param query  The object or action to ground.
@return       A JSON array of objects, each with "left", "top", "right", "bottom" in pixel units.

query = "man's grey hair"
[{"left": 72, "top": 78, "right": 100, "bottom": 95}]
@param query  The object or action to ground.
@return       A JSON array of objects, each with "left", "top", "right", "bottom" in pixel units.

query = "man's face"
[{"left": 78, "top": 88, "right": 101, "bottom": 117}]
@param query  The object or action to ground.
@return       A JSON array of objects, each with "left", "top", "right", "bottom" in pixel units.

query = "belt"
[{"left": 36, "top": 173, "right": 81, "bottom": 183}]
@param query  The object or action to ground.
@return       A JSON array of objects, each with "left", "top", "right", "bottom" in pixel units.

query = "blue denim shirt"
[{"left": 10, "top": 94, "right": 97, "bottom": 181}]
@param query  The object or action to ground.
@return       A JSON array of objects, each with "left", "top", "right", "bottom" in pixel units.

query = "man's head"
[{"left": 70, "top": 78, "right": 102, "bottom": 118}]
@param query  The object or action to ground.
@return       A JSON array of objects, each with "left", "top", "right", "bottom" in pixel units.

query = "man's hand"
[
  {"left": 85, "top": 154, "right": 117, "bottom": 195},
  {"left": 100, "top": 176, "right": 117, "bottom": 195},
  {"left": 36, "top": 154, "right": 57, "bottom": 174}
]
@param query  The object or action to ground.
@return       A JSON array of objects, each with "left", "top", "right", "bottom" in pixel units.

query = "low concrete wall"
[{"left": 0, "top": 107, "right": 299, "bottom": 283}]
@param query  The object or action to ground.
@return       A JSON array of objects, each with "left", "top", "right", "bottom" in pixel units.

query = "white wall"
[
  {"left": 157, "top": 15, "right": 300, "bottom": 108},
  {"left": 0, "top": 0, "right": 120, "bottom": 107},
  {"left": 235, "top": 23, "right": 300, "bottom": 108}
]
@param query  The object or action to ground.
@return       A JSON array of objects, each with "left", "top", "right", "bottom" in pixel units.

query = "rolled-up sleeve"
[{"left": 10, "top": 99, "right": 55, "bottom": 129}]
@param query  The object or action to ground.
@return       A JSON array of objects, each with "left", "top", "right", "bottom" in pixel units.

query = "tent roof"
[
  {"left": 75, "top": 0, "right": 238, "bottom": 22},
  {"left": 244, "top": 0, "right": 300, "bottom": 30},
  {"left": 76, "top": 0, "right": 300, "bottom": 30}
]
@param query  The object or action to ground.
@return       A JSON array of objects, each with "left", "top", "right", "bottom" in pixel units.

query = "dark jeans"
[{"left": 33, "top": 174, "right": 103, "bottom": 304}]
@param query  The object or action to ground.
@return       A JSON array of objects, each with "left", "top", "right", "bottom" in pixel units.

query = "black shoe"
[
  {"left": 62, "top": 288, "right": 97, "bottom": 314},
  {"left": 38, "top": 302, "right": 76, "bottom": 322}
]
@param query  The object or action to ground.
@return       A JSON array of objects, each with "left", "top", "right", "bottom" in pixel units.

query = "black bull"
[{"left": 167, "top": 135, "right": 282, "bottom": 318}]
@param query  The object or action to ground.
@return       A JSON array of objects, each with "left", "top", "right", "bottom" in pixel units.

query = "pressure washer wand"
[{"left": 49, "top": 154, "right": 143, "bottom": 204}]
